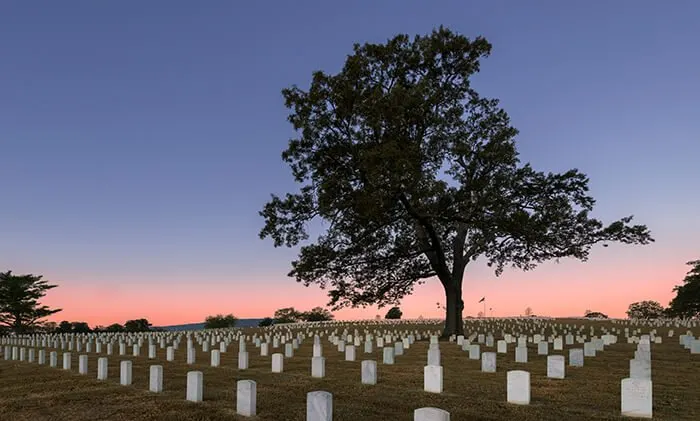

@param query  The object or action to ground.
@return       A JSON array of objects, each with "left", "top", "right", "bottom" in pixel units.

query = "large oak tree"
[{"left": 259, "top": 27, "right": 653, "bottom": 336}]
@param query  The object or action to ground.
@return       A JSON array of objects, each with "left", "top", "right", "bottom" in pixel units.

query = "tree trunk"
[{"left": 442, "top": 282, "right": 464, "bottom": 338}]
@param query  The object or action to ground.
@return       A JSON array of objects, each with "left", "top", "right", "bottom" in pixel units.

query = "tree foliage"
[
  {"left": 0, "top": 271, "right": 62, "bottom": 334},
  {"left": 584, "top": 310, "right": 608, "bottom": 319},
  {"left": 300, "top": 306, "right": 334, "bottom": 322},
  {"left": 124, "top": 318, "right": 151, "bottom": 332},
  {"left": 258, "top": 27, "right": 654, "bottom": 336},
  {"left": 273, "top": 307, "right": 302, "bottom": 324},
  {"left": 104, "top": 323, "right": 125, "bottom": 332},
  {"left": 385, "top": 306, "right": 402, "bottom": 319},
  {"left": 626, "top": 300, "right": 665, "bottom": 320},
  {"left": 666, "top": 260, "right": 700, "bottom": 318},
  {"left": 204, "top": 313, "right": 238, "bottom": 329},
  {"left": 258, "top": 317, "right": 274, "bottom": 327}
]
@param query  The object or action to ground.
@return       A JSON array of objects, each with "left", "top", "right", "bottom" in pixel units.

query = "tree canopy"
[
  {"left": 666, "top": 260, "right": 700, "bottom": 318},
  {"left": 259, "top": 27, "right": 654, "bottom": 336},
  {"left": 626, "top": 301, "right": 665, "bottom": 320},
  {"left": 124, "top": 318, "right": 152, "bottom": 332},
  {"left": 0, "top": 271, "right": 62, "bottom": 334},
  {"left": 385, "top": 306, "right": 402, "bottom": 319},
  {"left": 300, "top": 306, "right": 334, "bottom": 322},
  {"left": 258, "top": 317, "right": 274, "bottom": 327},
  {"left": 273, "top": 307, "right": 302, "bottom": 324},
  {"left": 204, "top": 313, "right": 238, "bottom": 329}
]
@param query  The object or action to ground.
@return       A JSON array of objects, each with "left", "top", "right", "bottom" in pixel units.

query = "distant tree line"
[{"left": 2, "top": 259, "right": 698, "bottom": 335}]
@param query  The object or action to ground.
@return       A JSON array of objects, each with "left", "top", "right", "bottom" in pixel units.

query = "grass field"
[{"left": 0, "top": 319, "right": 698, "bottom": 421}]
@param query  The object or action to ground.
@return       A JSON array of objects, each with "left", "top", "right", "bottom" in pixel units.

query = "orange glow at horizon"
[{"left": 37, "top": 244, "right": 690, "bottom": 327}]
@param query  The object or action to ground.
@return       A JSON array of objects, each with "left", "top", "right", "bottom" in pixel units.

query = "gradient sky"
[{"left": 1, "top": 1, "right": 698, "bottom": 326}]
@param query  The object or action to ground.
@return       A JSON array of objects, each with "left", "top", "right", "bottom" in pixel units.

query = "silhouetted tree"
[
  {"left": 0, "top": 271, "right": 62, "bottom": 334},
  {"left": 56, "top": 320, "right": 73, "bottom": 333},
  {"left": 385, "top": 306, "right": 402, "bottom": 319},
  {"left": 666, "top": 260, "right": 700, "bottom": 318},
  {"left": 524, "top": 307, "right": 533, "bottom": 317},
  {"left": 273, "top": 307, "right": 302, "bottom": 324},
  {"left": 300, "top": 307, "right": 334, "bottom": 322},
  {"left": 584, "top": 311, "right": 608, "bottom": 319},
  {"left": 104, "top": 323, "right": 125, "bottom": 332},
  {"left": 259, "top": 27, "right": 654, "bottom": 337},
  {"left": 124, "top": 318, "right": 151, "bottom": 332},
  {"left": 204, "top": 313, "right": 238, "bottom": 329},
  {"left": 71, "top": 322, "right": 91, "bottom": 333},
  {"left": 258, "top": 317, "right": 274, "bottom": 327},
  {"left": 626, "top": 301, "right": 665, "bottom": 320}
]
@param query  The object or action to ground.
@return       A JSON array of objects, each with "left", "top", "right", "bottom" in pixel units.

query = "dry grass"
[{"left": 0, "top": 319, "right": 698, "bottom": 421}]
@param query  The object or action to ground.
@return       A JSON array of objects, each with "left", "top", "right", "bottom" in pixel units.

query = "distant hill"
[{"left": 156, "top": 319, "right": 264, "bottom": 332}]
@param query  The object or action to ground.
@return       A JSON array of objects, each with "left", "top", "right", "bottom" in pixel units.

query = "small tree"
[
  {"left": 104, "top": 323, "right": 125, "bottom": 332},
  {"left": 71, "top": 321, "right": 91, "bottom": 333},
  {"left": 626, "top": 301, "right": 665, "bottom": 320},
  {"left": 274, "top": 307, "right": 302, "bottom": 324},
  {"left": 258, "top": 317, "right": 274, "bottom": 327},
  {"left": 124, "top": 318, "right": 151, "bottom": 332},
  {"left": 0, "top": 271, "right": 62, "bottom": 334},
  {"left": 385, "top": 306, "right": 402, "bottom": 319},
  {"left": 524, "top": 307, "right": 533, "bottom": 317},
  {"left": 204, "top": 313, "right": 238, "bottom": 329},
  {"left": 584, "top": 311, "right": 608, "bottom": 319},
  {"left": 56, "top": 320, "right": 73, "bottom": 333},
  {"left": 666, "top": 260, "right": 700, "bottom": 318},
  {"left": 41, "top": 321, "right": 58, "bottom": 333},
  {"left": 477, "top": 311, "right": 484, "bottom": 318},
  {"left": 300, "top": 307, "right": 334, "bottom": 322}
]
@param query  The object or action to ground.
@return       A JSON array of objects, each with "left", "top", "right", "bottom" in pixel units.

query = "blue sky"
[{"left": 1, "top": 1, "right": 698, "bottom": 324}]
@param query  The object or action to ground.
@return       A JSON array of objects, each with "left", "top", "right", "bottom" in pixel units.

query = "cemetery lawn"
[{"left": 1, "top": 319, "right": 699, "bottom": 421}]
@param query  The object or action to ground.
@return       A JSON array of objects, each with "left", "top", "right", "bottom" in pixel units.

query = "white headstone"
[
  {"left": 345, "top": 345, "right": 356, "bottom": 361},
  {"left": 507, "top": 370, "right": 530, "bottom": 405},
  {"left": 97, "top": 357, "right": 108, "bottom": 380},
  {"left": 383, "top": 347, "right": 395, "bottom": 364},
  {"left": 120, "top": 360, "right": 132, "bottom": 385},
  {"left": 238, "top": 351, "right": 249, "bottom": 370},
  {"left": 149, "top": 365, "right": 163, "bottom": 393},
  {"left": 272, "top": 353, "right": 284, "bottom": 373},
  {"left": 306, "top": 391, "right": 332, "bottom": 421},
  {"left": 361, "top": 360, "right": 377, "bottom": 385},
  {"left": 312, "top": 356, "right": 325, "bottom": 378},
  {"left": 469, "top": 344, "right": 480, "bottom": 360},
  {"left": 481, "top": 352, "right": 497, "bottom": 373},
  {"left": 621, "top": 378, "right": 652, "bottom": 418},
  {"left": 630, "top": 359, "right": 651, "bottom": 380},
  {"left": 211, "top": 350, "right": 221, "bottom": 367},
  {"left": 414, "top": 407, "right": 451, "bottom": 421},
  {"left": 427, "top": 348, "right": 440, "bottom": 366},
  {"left": 424, "top": 365, "right": 443, "bottom": 393},
  {"left": 63, "top": 352, "right": 71, "bottom": 370},
  {"left": 78, "top": 354, "right": 88, "bottom": 374},
  {"left": 186, "top": 371, "right": 204, "bottom": 402},
  {"left": 547, "top": 355, "right": 565, "bottom": 379},
  {"left": 569, "top": 348, "right": 584, "bottom": 367},
  {"left": 237, "top": 379, "right": 257, "bottom": 416}
]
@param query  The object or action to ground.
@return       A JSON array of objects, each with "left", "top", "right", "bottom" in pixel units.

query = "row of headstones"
[
  {"left": 0, "top": 342, "right": 654, "bottom": 420},
  {"left": 0, "top": 345, "right": 451, "bottom": 421}
]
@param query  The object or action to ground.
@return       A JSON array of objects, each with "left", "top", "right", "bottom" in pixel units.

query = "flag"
[{"left": 478, "top": 297, "right": 485, "bottom": 303}]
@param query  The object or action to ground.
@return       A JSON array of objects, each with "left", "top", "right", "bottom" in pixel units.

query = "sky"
[{"left": 1, "top": 1, "right": 698, "bottom": 326}]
